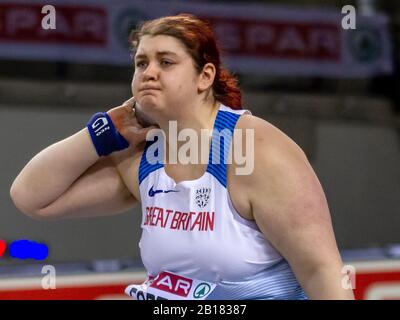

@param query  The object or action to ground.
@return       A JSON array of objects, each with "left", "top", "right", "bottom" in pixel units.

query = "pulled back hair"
[{"left": 129, "top": 13, "right": 242, "bottom": 109}]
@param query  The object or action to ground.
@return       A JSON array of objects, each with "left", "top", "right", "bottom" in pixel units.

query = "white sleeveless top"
[{"left": 136, "top": 104, "right": 307, "bottom": 300}]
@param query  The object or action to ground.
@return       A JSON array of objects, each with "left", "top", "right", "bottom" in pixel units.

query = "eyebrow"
[{"left": 134, "top": 51, "right": 179, "bottom": 60}]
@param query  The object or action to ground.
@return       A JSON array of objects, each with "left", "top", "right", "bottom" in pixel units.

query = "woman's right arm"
[
  {"left": 10, "top": 100, "right": 155, "bottom": 220},
  {"left": 10, "top": 127, "right": 137, "bottom": 220}
]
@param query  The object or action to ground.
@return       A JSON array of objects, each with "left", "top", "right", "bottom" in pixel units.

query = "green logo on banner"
[
  {"left": 193, "top": 283, "right": 211, "bottom": 299},
  {"left": 347, "top": 26, "right": 382, "bottom": 63}
]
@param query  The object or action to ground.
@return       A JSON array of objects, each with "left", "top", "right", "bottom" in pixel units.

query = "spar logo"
[
  {"left": 151, "top": 271, "right": 193, "bottom": 297},
  {"left": 193, "top": 283, "right": 212, "bottom": 299}
]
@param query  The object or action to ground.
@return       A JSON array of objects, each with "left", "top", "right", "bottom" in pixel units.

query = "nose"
[{"left": 142, "top": 62, "right": 159, "bottom": 82}]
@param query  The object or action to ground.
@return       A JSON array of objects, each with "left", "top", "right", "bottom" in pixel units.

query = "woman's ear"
[{"left": 198, "top": 63, "right": 216, "bottom": 92}]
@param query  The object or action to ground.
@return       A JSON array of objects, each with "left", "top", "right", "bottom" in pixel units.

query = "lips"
[
  {"left": 140, "top": 87, "right": 161, "bottom": 92},
  {"left": 140, "top": 88, "right": 161, "bottom": 98}
]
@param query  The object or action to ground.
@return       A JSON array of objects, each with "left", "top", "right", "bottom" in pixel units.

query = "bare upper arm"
[
  {"left": 35, "top": 154, "right": 137, "bottom": 220},
  {"left": 240, "top": 116, "right": 343, "bottom": 280},
  {"left": 109, "top": 144, "right": 144, "bottom": 201}
]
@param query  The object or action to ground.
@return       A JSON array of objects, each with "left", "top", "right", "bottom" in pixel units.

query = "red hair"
[{"left": 129, "top": 13, "right": 242, "bottom": 109}]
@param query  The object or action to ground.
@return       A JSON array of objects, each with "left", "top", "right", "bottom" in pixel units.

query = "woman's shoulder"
[
  {"left": 228, "top": 113, "right": 311, "bottom": 219},
  {"left": 231, "top": 113, "right": 308, "bottom": 183},
  {"left": 235, "top": 113, "right": 306, "bottom": 157}
]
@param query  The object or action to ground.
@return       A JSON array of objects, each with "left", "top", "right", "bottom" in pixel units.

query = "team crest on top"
[{"left": 195, "top": 188, "right": 211, "bottom": 208}]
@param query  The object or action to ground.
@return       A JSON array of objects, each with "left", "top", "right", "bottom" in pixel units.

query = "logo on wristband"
[{"left": 92, "top": 117, "right": 110, "bottom": 136}]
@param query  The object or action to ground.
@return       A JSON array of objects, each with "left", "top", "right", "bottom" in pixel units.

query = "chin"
[{"left": 139, "top": 95, "right": 160, "bottom": 107}]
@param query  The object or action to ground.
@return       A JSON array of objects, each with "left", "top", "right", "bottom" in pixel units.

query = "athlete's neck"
[{"left": 160, "top": 98, "right": 220, "bottom": 165}]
